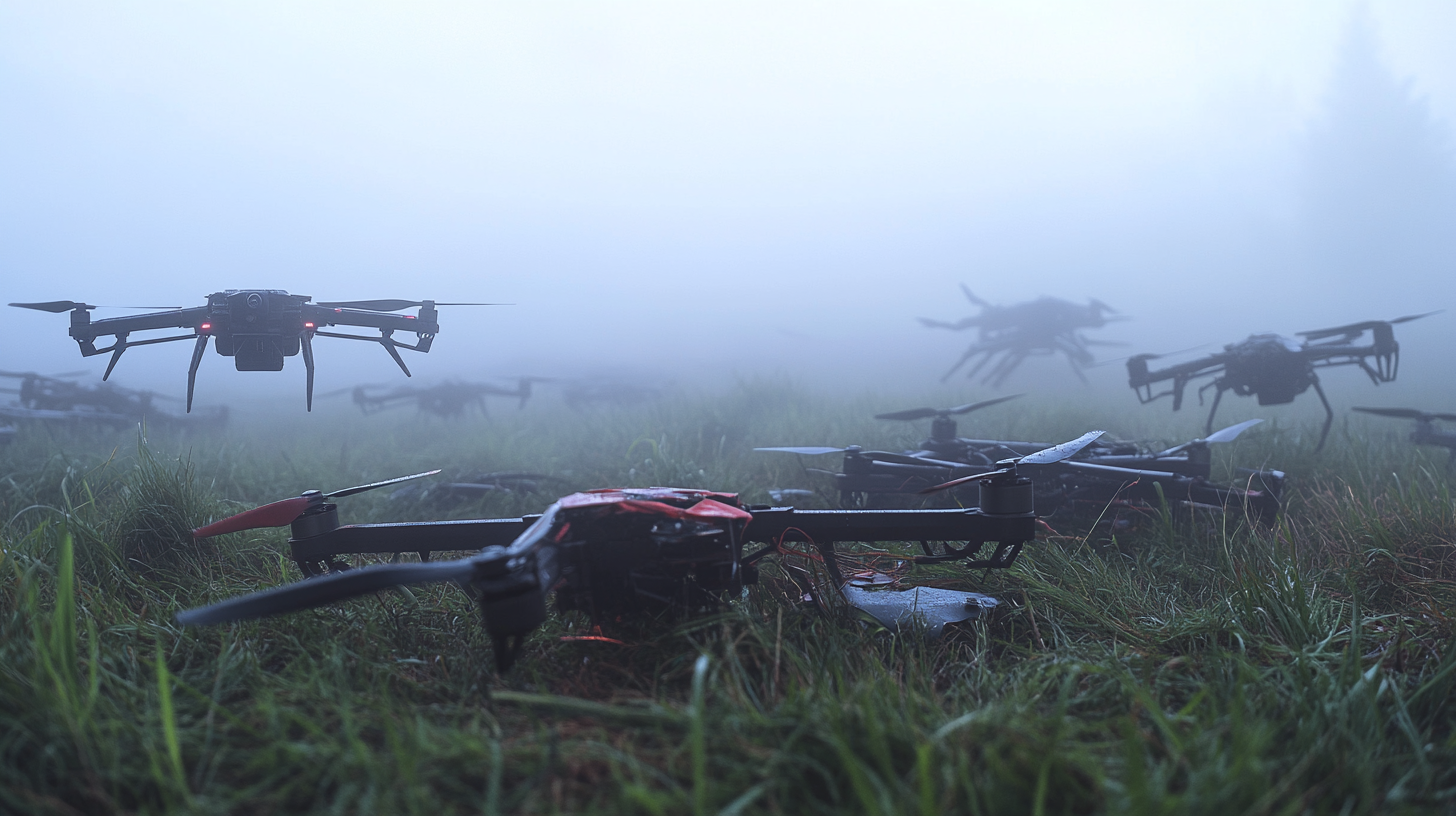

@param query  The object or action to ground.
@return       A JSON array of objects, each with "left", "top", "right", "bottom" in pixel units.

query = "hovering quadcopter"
[
  {"left": 759, "top": 397, "right": 1281, "bottom": 522},
  {"left": 920, "top": 286, "right": 1125, "bottom": 385},
  {"left": 1353, "top": 407, "right": 1456, "bottom": 468},
  {"left": 1127, "top": 313, "right": 1437, "bottom": 451},
  {"left": 0, "top": 369, "right": 226, "bottom": 428},
  {"left": 327, "top": 377, "right": 546, "bottom": 417},
  {"left": 178, "top": 433, "right": 1103, "bottom": 671},
  {"left": 10, "top": 293, "right": 495, "bottom": 411}
]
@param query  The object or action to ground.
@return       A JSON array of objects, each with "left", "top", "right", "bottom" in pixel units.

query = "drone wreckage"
[
  {"left": 177, "top": 432, "right": 1106, "bottom": 671},
  {"left": 0, "top": 369, "right": 226, "bottom": 428},
  {"left": 325, "top": 377, "right": 547, "bottom": 418},
  {"left": 10, "top": 292, "right": 497, "bottom": 411},
  {"left": 1353, "top": 406, "right": 1456, "bottom": 469},
  {"left": 759, "top": 395, "right": 1284, "bottom": 524}
]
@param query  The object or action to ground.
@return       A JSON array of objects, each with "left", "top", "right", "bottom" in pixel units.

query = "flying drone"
[
  {"left": 920, "top": 286, "right": 1126, "bottom": 385},
  {"left": 177, "top": 432, "right": 1103, "bottom": 671},
  {"left": 9, "top": 293, "right": 496, "bottom": 411},
  {"left": 1127, "top": 313, "right": 1437, "bottom": 451},
  {"left": 759, "top": 397, "right": 1281, "bottom": 522},
  {"left": 0, "top": 369, "right": 226, "bottom": 428},
  {"left": 326, "top": 377, "right": 547, "bottom": 417},
  {"left": 1352, "top": 407, "right": 1456, "bottom": 468}
]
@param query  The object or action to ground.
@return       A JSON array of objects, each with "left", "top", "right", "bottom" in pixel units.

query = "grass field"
[{"left": 3, "top": 379, "right": 1454, "bottom": 814}]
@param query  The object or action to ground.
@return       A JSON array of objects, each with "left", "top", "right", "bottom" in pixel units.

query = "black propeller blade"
[
  {"left": 10, "top": 301, "right": 95, "bottom": 313},
  {"left": 1353, "top": 407, "right": 1456, "bottom": 423},
  {"left": 874, "top": 393, "right": 1023, "bottom": 422},
  {"left": 177, "top": 559, "right": 479, "bottom": 625},
  {"left": 1298, "top": 311, "right": 1442, "bottom": 341},
  {"left": 9, "top": 301, "right": 181, "bottom": 312}
]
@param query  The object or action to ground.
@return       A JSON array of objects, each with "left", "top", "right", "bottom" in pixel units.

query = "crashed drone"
[
  {"left": 327, "top": 377, "right": 547, "bottom": 418},
  {"left": 1352, "top": 407, "right": 1456, "bottom": 469},
  {"left": 0, "top": 369, "right": 225, "bottom": 427},
  {"left": 178, "top": 432, "right": 1104, "bottom": 671},
  {"left": 759, "top": 396, "right": 1281, "bottom": 523},
  {"left": 10, "top": 292, "right": 497, "bottom": 411},
  {"left": 1127, "top": 313, "right": 1437, "bottom": 451}
]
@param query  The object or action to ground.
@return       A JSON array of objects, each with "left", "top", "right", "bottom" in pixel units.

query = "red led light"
[
  {"left": 305, "top": 322, "right": 315, "bottom": 329},
  {"left": 200, "top": 322, "right": 212, "bottom": 331}
]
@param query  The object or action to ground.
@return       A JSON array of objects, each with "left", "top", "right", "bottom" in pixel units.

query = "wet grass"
[{"left": 1, "top": 380, "right": 1454, "bottom": 814}]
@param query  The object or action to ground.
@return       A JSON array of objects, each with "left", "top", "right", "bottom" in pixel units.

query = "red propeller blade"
[{"left": 193, "top": 496, "right": 313, "bottom": 539}]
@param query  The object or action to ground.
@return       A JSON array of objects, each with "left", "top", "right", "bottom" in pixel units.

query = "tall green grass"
[{"left": 1, "top": 382, "right": 1452, "bottom": 813}]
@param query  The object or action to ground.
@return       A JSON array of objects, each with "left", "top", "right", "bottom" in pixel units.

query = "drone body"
[
  {"left": 183, "top": 483, "right": 1040, "bottom": 670},
  {"left": 9, "top": 293, "right": 490, "bottom": 411},
  {"left": 336, "top": 377, "right": 544, "bottom": 417},
  {"left": 0, "top": 369, "right": 227, "bottom": 428},
  {"left": 920, "top": 286, "right": 1124, "bottom": 385},
  {"left": 761, "top": 400, "right": 1281, "bottom": 522},
  {"left": 1127, "top": 313, "right": 1436, "bottom": 451}
]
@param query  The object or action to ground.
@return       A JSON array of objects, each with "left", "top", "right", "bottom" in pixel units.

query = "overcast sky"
[{"left": 2, "top": 1, "right": 1453, "bottom": 412}]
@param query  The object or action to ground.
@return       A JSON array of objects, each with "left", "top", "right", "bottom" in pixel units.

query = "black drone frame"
[
  {"left": 9, "top": 293, "right": 487, "bottom": 411},
  {"left": 1353, "top": 407, "right": 1456, "bottom": 469},
  {"left": 180, "top": 480, "right": 1044, "bottom": 671},
  {"left": 1127, "top": 314, "right": 1435, "bottom": 451}
]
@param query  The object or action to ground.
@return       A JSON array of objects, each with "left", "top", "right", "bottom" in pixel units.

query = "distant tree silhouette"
[{"left": 1301, "top": 5, "right": 1456, "bottom": 283}]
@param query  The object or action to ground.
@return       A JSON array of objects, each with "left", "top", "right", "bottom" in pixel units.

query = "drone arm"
[
  {"left": 288, "top": 517, "right": 538, "bottom": 564},
  {"left": 305, "top": 305, "right": 441, "bottom": 336},
  {"left": 74, "top": 308, "right": 207, "bottom": 343},
  {"left": 742, "top": 506, "right": 1036, "bottom": 569}
]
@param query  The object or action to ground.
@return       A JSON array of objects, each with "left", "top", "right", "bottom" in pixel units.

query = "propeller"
[
  {"left": 1298, "top": 311, "right": 1441, "bottom": 342},
  {"left": 920, "top": 430, "right": 1105, "bottom": 493},
  {"left": 874, "top": 393, "right": 1023, "bottom": 422},
  {"left": 754, "top": 446, "right": 968, "bottom": 469},
  {"left": 192, "top": 469, "right": 441, "bottom": 539},
  {"left": 10, "top": 301, "right": 95, "bottom": 313},
  {"left": 9, "top": 301, "right": 181, "bottom": 312},
  {"left": 314, "top": 299, "right": 508, "bottom": 311},
  {"left": 1353, "top": 407, "right": 1456, "bottom": 423},
  {"left": 1155, "top": 418, "right": 1264, "bottom": 457},
  {"left": 177, "top": 558, "right": 478, "bottom": 625}
]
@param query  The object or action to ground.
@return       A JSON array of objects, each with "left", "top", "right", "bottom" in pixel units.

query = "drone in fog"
[
  {"left": 920, "top": 286, "right": 1125, "bottom": 386},
  {"left": 10, "top": 293, "right": 498, "bottom": 411},
  {"left": 758, "top": 395, "right": 1281, "bottom": 523},
  {"left": 326, "top": 377, "right": 548, "bottom": 418},
  {"left": 1126, "top": 313, "right": 1437, "bottom": 451},
  {"left": 175, "top": 438, "right": 1109, "bottom": 669},
  {"left": 0, "top": 369, "right": 226, "bottom": 427},
  {"left": 1352, "top": 407, "right": 1456, "bottom": 468}
]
